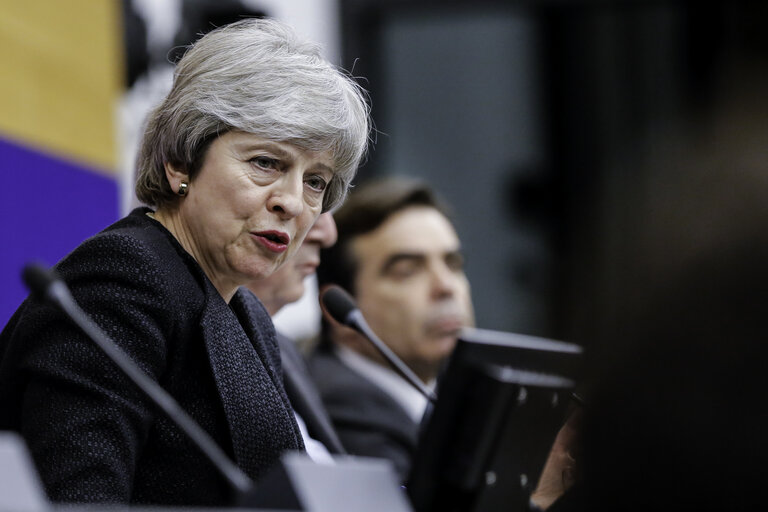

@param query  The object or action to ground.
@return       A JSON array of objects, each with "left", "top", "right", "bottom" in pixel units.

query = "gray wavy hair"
[{"left": 135, "top": 18, "right": 371, "bottom": 212}]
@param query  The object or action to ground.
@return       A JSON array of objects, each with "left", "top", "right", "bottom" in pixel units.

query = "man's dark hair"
[{"left": 317, "top": 176, "right": 453, "bottom": 296}]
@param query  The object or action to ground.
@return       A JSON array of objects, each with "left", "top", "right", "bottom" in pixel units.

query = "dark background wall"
[
  {"left": 4, "top": 0, "right": 765, "bottom": 353},
  {"left": 337, "top": 0, "right": 768, "bottom": 352}
]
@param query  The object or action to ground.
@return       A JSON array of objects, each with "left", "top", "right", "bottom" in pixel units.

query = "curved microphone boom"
[
  {"left": 21, "top": 263, "right": 254, "bottom": 501},
  {"left": 321, "top": 285, "right": 438, "bottom": 404}
]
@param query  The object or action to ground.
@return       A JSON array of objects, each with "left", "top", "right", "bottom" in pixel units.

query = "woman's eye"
[
  {"left": 251, "top": 156, "right": 277, "bottom": 170},
  {"left": 305, "top": 175, "right": 329, "bottom": 193}
]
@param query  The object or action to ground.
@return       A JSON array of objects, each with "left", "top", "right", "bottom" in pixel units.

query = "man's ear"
[
  {"left": 319, "top": 284, "right": 344, "bottom": 326},
  {"left": 319, "top": 304, "right": 339, "bottom": 327},
  {"left": 318, "top": 285, "right": 368, "bottom": 351},
  {"left": 164, "top": 162, "right": 190, "bottom": 195}
]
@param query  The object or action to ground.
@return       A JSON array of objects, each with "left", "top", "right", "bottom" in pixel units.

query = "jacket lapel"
[{"left": 198, "top": 282, "right": 303, "bottom": 481}]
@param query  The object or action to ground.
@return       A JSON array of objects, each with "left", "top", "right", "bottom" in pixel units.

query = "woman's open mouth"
[{"left": 252, "top": 230, "right": 290, "bottom": 253}]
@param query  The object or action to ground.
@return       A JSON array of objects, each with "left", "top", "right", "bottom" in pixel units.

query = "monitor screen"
[{"left": 406, "top": 327, "right": 582, "bottom": 512}]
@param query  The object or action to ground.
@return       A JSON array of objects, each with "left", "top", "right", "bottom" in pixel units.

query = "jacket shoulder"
[{"left": 56, "top": 208, "right": 204, "bottom": 308}]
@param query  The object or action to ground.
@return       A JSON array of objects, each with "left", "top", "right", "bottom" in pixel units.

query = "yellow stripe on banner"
[{"left": 0, "top": 0, "right": 124, "bottom": 173}]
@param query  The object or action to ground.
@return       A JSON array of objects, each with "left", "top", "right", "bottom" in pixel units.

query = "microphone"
[
  {"left": 320, "top": 285, "right": 438, "bottom": 404},
  {"left": 22, "top": 263, "right": 254, "bottom": 501}
]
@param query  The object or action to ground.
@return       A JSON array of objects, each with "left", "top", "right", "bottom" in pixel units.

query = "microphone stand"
[
  {"left": 348, "top": 309, "right": 438, "bottom": 404},
  {"left": 321, "top": 285, "right": 438, "bottom": 404}
]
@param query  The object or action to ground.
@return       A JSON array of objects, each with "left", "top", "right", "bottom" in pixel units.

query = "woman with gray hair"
[{"left": 0, "top": 18, "right": 370, "bottom": 507}]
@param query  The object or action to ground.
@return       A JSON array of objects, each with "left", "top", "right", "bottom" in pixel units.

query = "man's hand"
[{"left": 529, "top": 408, "right": 582, "bottom": 510}]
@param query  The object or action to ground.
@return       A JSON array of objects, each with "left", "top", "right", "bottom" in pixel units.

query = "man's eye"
[
  {"left": 305, "top": 175, "right": 329, "bottom": 192},
  {"left": 446, "top": 252, "right": 465, "bottom": 272},
  {"left": 387, "top": 260, "right": 421, "bottom": 279},
  {"left": 251, "top": 156, "right": 277, "bottom": 169}
]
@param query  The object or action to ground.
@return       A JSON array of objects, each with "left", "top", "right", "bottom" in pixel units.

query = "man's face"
[{"left": 351, "top": 206, "right": 474, "bottom": 379}]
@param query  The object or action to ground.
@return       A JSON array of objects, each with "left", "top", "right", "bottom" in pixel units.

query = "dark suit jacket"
[
  {"left": 309, "top": 348, "right": 419, "bottom": 482},
  {"left": 0, "top": 208, "right": 303, "bottom": 506},
  {"left": 277, "top": 334, "right": 346, "bottom": 455}
]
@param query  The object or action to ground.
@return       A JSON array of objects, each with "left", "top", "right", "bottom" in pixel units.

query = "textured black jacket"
[{"left": 0, "top": 207, "right": 304, "bottom": 506}]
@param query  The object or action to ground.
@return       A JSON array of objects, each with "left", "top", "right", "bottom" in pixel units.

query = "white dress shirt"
[{"left": 293, "top": 412, "right": 335, "bottom": 464}]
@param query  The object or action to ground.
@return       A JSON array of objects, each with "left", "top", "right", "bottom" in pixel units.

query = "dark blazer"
[
  {"left": 277, "top": 334, "right": 346, "bottom": 455},
  {"left": 0, "top": 208, "right": 304, "bottom": 507},
  {"left": 308, "top": 348, "right": 419, "bottom": 482}
]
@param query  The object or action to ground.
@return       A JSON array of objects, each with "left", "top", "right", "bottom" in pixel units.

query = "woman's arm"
[{"left": 9, "top": 232, "right": 180, "bottom": 503}]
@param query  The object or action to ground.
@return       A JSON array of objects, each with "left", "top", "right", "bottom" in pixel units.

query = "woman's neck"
[{"left": 151, "top": 207, "right": 238, "bottom": 303}]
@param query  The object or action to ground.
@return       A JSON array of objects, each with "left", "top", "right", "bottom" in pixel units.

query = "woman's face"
[{"left": 166, "top": 130, "right": 334, "bottom": 300}]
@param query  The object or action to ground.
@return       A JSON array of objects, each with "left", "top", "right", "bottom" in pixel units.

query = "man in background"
[
  {"left": 247, "top": 212, "right": 346, "bottom": 458},
  {"left": 310, "top": 176, "right": 475, "bottom": 481},
  {"left": 251, "top": 178, "right": 573, "bottom": 510}
]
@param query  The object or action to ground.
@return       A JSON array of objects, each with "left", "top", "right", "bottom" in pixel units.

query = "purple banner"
[{"left": 0, "top": 137, "right": 119, "bottom": 327}]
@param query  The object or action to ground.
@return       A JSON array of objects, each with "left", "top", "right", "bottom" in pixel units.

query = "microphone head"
[
  {"left": 320, "top": 285, "right": 358, "bottom": 326},
  {"left": 22, "top": 263, "right": 59, "bottom": 297}
]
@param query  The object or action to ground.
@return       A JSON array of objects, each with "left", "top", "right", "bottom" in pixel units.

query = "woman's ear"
[{"left": 164, "top": 162, "right": 190, "bottom": 195}]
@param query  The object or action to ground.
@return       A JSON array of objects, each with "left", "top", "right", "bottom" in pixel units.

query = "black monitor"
[{"left": 406, "top": 327, "right": 582, "bottom": 512}]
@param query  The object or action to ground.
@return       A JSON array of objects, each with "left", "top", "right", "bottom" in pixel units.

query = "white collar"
[{"left": 335, "top": 344, "right": 434, "bottom": 424}]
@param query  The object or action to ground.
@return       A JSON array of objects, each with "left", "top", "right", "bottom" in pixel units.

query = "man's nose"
[
  {"left": 305, "top": 212, "right": 338, "bottom": 248},
  {"left": 429, "top": 261, "right": 458, "bottom": 298}
]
